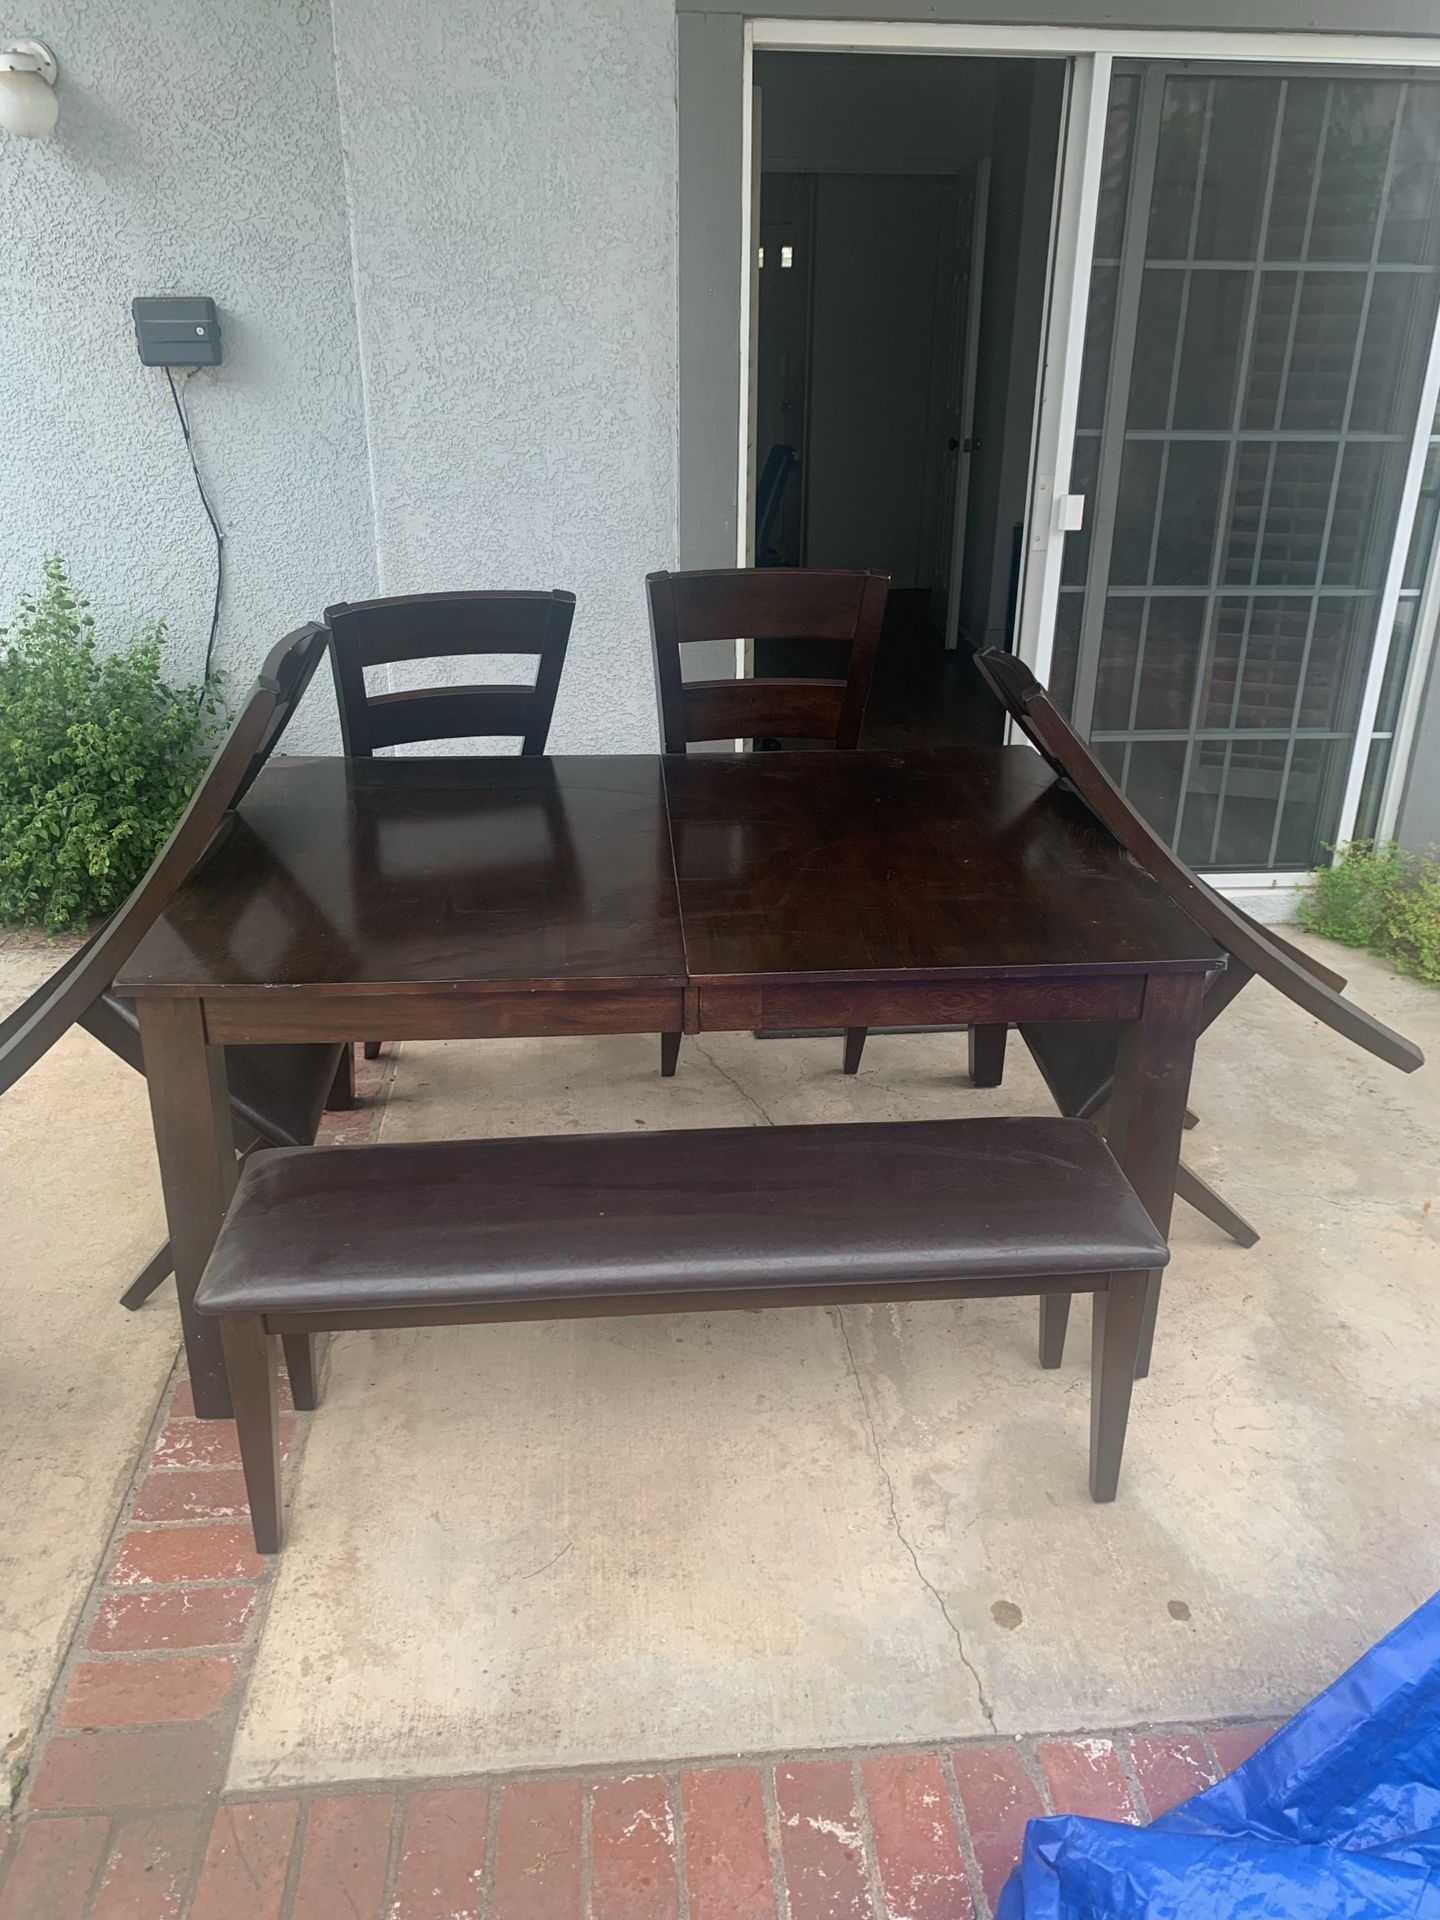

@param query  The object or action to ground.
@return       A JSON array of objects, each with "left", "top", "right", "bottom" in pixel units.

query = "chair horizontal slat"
[
  {"left": 335, "top": 593, "right": 568, "bottom": 667},
  {"left": 661, "top": 569, "right": 874, "bottom": 643},
  {"left": 363, "top": 685, "right": 539, "bottom": 749},
  {"left": 682, "top": 677, "right": 847, "bottom": 745}
]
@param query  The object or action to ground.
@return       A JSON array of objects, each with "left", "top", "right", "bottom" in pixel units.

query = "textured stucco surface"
[
  {"left": 328, "top": 0, "right": 677, "bottom": 751},
  {"left": 0, "top": 1, "right": 376, "bottom": 752},
  {"left": 2, "top": 0, "right": 677, "bottom": 757}
]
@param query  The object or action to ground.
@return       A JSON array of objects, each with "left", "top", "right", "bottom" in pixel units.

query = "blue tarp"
[{"left": 997, "top": 1589, "right": 1440, "bottom": 1917}]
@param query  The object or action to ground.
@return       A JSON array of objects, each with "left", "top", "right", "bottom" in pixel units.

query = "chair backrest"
[
  {"left": 975, "top": 647, "right": 1424, "bottom": 1074},
  {"left": 324, "top": 590, "right": 576, "bottom": 757},
  {"left": 0, "top": 624, "right": 328, "bottom": 1097},
  {"left": 646, "top": 568, "right": 890, "bottom": 752}
]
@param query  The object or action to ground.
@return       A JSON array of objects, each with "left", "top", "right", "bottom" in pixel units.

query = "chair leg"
[
  {"left": 1090, "top": 1273, "right": 1148, "bottom": 1502},
  {"left": 660, "top": 1031, "right": 681, "bottom": 1078},
  {"left": 220, "top": 1315, "right": 283, "bottom": 1553},
  {"left": 968, "top": 1023, "right": 1007, "bottom": 1088},
  {"left": 842, "top": 1028, "right": 868, "bottom": 1075},
  {"left": 1039, "top": 1292, "right": 1071, "bottom": 1369},
  {"left": 325, "top": 1045, "right": 356, "bottom": 1112},
  {"left": 1135, "top": 1273, "right": 1163, "bottom": 1383},
  {"left": 1175, "top": 1158, "right": 1260, "bottom": 1249},
  {"left": 119, "top": 1241, "right": 174, "bottom": 1312},
  {"left": 282, "top": 1333, "right": 322, "bottom": 1412},
  {"left": 363, "top": 1041, "right": 382, "bottom": 1061}
]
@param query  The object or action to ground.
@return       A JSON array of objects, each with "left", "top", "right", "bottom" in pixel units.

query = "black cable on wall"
[{"left": 165, "top": 366, "right": 225, "bottom": 692}]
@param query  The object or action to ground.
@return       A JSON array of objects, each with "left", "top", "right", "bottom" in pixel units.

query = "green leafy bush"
[
  {"left": 0, "top": 555, "right": 222, "bottom": 931},
  {"left": 1300, "top": 839, "right": 1440, "bottom": 985}
]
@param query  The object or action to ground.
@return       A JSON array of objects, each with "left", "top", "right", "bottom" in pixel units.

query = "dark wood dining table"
[{"left": 115, "top": 746, "right": 1222, "bottom": 1417}]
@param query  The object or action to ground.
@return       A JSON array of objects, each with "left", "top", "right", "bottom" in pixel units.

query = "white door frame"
[
  {"left": 739, "top": 19, "right": 1440, "bottom": 883},
  {"left": 943, "top": 155, "right": 991, "bottom": 652}
]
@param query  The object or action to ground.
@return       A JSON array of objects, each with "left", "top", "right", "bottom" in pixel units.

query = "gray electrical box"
[{"left": 132, "top": 297, "right": 222, "bottom": 367}]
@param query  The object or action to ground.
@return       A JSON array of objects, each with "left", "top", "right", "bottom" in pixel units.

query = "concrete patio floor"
[
  {"left": 231, "top": 931, "right": 1440, "bottom": 1789},
  {"left": 3, "top": 928, "right": 1437, "bottom": 1833},
  {"left": 0, "top": 941, "right": 178, "bottom": 1805}
]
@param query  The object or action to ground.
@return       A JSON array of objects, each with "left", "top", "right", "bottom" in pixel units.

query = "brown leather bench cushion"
[{"left": 195, "top": 1116, "right": 1167, "bottom": 1318}]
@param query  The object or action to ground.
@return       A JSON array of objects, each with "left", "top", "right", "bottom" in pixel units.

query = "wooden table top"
[
  {"left": 665, "top": 748, "right": 1219, "bottom": 983},
  {"left": 117, "top": 755, "right": 686, "bottom": 998},
  {"left": 116, "top": 747, "right": 1219, "bottom": 1000}
]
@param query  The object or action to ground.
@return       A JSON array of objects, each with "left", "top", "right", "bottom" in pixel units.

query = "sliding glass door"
[{"left": 1052, "top": 66, "right": 1440, "bottom": 871}]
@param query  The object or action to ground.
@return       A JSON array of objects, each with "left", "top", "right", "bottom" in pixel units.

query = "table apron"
[
  {"left": 200, "top": 986, "right": 687, "bottom": 1045},
  {"left": 691, "top": 977, "right": 1147, "bottom": 1033}
]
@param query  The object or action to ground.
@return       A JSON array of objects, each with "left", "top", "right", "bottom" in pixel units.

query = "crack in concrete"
[
  {"left": 832, "top": 1307, "right": 998, "bottom": 1734},
  {"left": 690, "top": 1041, "right": 777, "bottom": 1127}
]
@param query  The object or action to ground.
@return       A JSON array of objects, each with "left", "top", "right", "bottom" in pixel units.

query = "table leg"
[
  {"left": 1106, "top": 972, "right": 1206, "bottom": 1381},
  {"left": 138, "top": 999, "right": 237, "bottom": 1418}
]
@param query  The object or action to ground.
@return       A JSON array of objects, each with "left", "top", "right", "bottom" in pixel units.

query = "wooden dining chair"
[
  {"left": 974, "top": 646, "right": 1424, "bottom": 1307},
  {"left": 0, "top": 624, "right": 350, "bottom": 1355},
  {"left": 646, "top": 566, "right": 890, "bottom": 1076},
  {"left": 325, "top": 588, "right": 576, "bottom": 1060}
]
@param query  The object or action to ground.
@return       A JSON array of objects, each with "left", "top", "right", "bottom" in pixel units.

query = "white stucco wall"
[
  {"left": 0, "top": 1, "right": 376, "bottom": 750},
  {"left": 329, "top": 0, "right": 677, "bottom": 751},
  {"left": 2, "top": 0, "right": 678, "bottom": 753}
]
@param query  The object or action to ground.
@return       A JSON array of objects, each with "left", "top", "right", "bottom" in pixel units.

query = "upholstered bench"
[{"left": 196, "top": 1116, "right": 1169, "bottom": 1550}]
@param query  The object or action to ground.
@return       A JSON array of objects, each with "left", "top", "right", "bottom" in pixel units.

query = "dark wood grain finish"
[
  {"left": 121, "top": 744, "right": 1219, "bottom": 1416},
  {"left": 326, "top": 590, "right": 574, "bottom": 757},
  {"left": 138, "top": 998, "right": 238, "bottom": 1417},
  {"left": 975, "top": 647, "right": 1422, "bottom": 1259},
  {"left": 116, "top": 757, "right": 687, "bottom": 1005},
  {"left": 976, "top": 649, "right": 1422, "bottom": 1072},
  {"left": 647, "top": 568, "right": 888, "bottom": 750},
  {"left": 665, "top": 748, "right": 1220, "bottom": 986}
]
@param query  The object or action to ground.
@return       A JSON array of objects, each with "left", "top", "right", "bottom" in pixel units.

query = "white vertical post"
[
  {"left": 1334, "top": 298, "right": 1440, "bottom": 847},
  {"left": 1016, "top": 52, "right": 1111, "bottom": 686}
]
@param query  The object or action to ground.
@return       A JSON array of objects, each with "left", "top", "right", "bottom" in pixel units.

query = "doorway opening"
[{"left": 751, "top": 52, "right": 1066, "bottom": 746}]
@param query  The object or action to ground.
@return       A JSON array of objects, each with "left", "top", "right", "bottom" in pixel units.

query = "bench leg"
[
  {"left": 842, "top": 1028, "right": 867, "bottom": 1075},
  {"left": 282, "top": 1333, "right": 322, "bottom": 1413},
  {"left": 1038, "top": 1292, "right": 1070, "bottom": 1369},
  {"left": 1090, "top": 1273, "right": 1147, "bottom": 1503},
  {"left": 660, "top": 1031, "right": 681, "bottom": 1078},
  {"left": 364, "top": 1041, "right": 382, "bottom": 1061},
  {"left": 220, "top": 1315, "right": 283, "bottom": 1553},
  {"left": 968, "top": 1023, "right": 1007, "bottom": 1088},
  {"left": 325, "top": 1045, "right": 356, "bottom": 1112}
]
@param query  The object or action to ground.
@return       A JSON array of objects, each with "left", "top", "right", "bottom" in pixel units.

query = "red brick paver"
[
  {"left": 188, "top": 1800, "right": 299, "bottom": 1920},
  {"left": 681, "top": 1766, "right": 777, "bottom": 1920},
  {"left": 131, "top": 1468, "right": 251, "bottom": 1524},
  {"left": 291, "top": 1793, "right": 394, "bottom": 1920},
  {"left": 863, "top": 1751, "right": 973, "bottom": 1920},
  {"left": 88, "top": 1586, "right": 258, "bottom": 1653},
  {"left": 90, "top": 1808, "right": 203, "bottom": 1920},
  {"left": 109, "top": 1525, "right": 266, "bottom": 1588},
  {"left": 950, "top": 1744, "right": 1046, "bottom": 1914},
  {"left": 0, "top": 1816, "right": 109, "bottom": 1920},
  {"left": 775, "top": 1759, "right": 875, "bottom": 1920},
  {"left": 1129, "top": 1732, "right": 1217, "bottom": 1816},
  {"left": 1207, "top": 1721, "right": 1282, "bottom": 1774},
  {"left": 1036, "top": 1736, "right": 1138, "bottom": 1823},
  {"left": 590, "top": 1773, "right": 678, "bottom": 1920},
  {"left": 61, "top": 1655, "right": 238, "bottom": 1728},
  {"left": 493, "top": 1777, "right": 583, "bottom": 1920},
  {"left": 28, "top": 1725, "right": 226, "bottom": 1813},
  {"left": 390, "top": 1784, "right": 490, "bottom": 1920}
]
